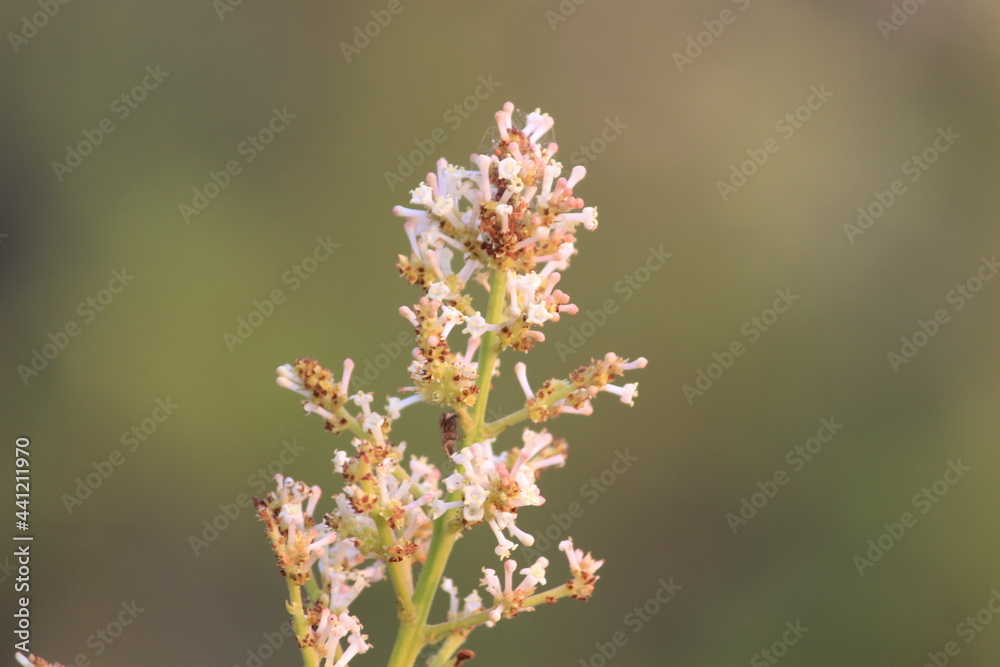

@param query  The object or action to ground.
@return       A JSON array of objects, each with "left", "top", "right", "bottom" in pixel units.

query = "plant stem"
[
  {"left": 469, "top": 269, "right": 508, "bottom": 444},
  {"left": 426, "top": 631, "right": 469, "bottom": 667},
  {"left": 287, "top": 580, "right": 321, "bottom": 667},
  {"left": 482, "top": 381, "right": 577, "bottom": 438},
  {"left": 304, "top": 575, "right": 321, "bottom": 603},
  {"left": 376, "top": 515, "right": 417, "bottom": 620},
  {"left": 386, "top": 518, "right": 461, "bottom": 667},
  {"left": 423, "top": 583, "right": 576, "bottom": 644}
]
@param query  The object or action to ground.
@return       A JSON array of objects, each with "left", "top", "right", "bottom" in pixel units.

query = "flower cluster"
[
  {"left": 255, "top": 473, "right": 376, "bottom": 665},
  {"left": 437, "top": 428, "right": 566, "bottom": 558},
  {"left": 262, "top": 103, "right": 646, "bottom": 667},
  {"left": 437, "top": 537, "right": 603, "bottom": 633},
  {"left": 392, "top": 103, "right": 600, "bottom": 409}
]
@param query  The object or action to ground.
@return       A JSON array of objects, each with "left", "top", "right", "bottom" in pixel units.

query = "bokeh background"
[{"left": 3, "top": 1, "right": 1000, "bottom": 666}]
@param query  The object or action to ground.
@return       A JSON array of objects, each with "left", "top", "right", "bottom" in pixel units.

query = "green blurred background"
[{"left": 2, "top": 1, "right": 1000, "bottom": 666}]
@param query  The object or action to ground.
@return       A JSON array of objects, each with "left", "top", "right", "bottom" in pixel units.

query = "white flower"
[
  {"left": 463, "top": 311, "right": 497, "bottom": 338},
  {"left": 525, "top": 302, "right": 552, "bottom": 325},
  {"left": 518, "top": 557, "right": 549, "bottom": 590},
  {"left": 427, "top": 281, "right": 452, "bottom": 301},
  {"left": 603, "top": 382, "right": 639, "bottom": 406},
  {"left": 559, "top": 206, "right": 598, "bottom": 230},
  {"left": 431, "top": 194, "right": 456, "bottom": 218},
  {"left": 494, "top": 203, "right": 513, "bottom": 231},
  {"left": 493, "top": 532, "right": 517, "bottom": 559},
  {"left": 463, "top": 502, "right": 485, "bottom": 523},
  {"left": 464, "top": 590, "right": 484, "bottom": 615},
  {"left": 314, "top": 610, "right": 371, "bottom": 666},
  {"left": 438, "top": 304, "right": 465, "bottom": 339},
  {"left": 513, "top": 361, "right": 534, "bottom": 399},
  {"left": 363, "top": 412, "right": 384, "bottom": 433},
  {"left": 523, "top": 109, "right": 554, "bottom": 143},
  {"left": 519, "top": 271, "right": 542, "bottom": 293},
  {"left": 463, "top": 484, "right": 488, "bottom": 522},
  {"left": 497, "top": 156, "right": 521, "bottom": 181},
  {"left": 621, "top": 357, "right": 648, "bottom": 371},
  {"left": 386, "top": 394, "right": 423, "bottom": 420},
  {"left": 410, "top": 184, "right": 434, "bottom": 206}
]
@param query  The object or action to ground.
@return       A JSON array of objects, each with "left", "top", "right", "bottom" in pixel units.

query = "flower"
[
  {"left": 276, "top": 358, "right": 355, "bottom": 433},
  {"left": 463, "top": 312, "right": 495, "bottom": 338},
  {"left": 497, "top": 156, "right": 521, "bottom": 181},
  {"left": 386, "top": 394, "right": 424, "bottom": 420},
  {"left": 477, "top": 556, "right": 551, "bottom": 624},
  {"left": 559, "top": 538, "right": 604, "bottom": 600},
  {"left": 314, "top": 610, "right": 371, "bottom": 666},
  {"left": 428, "top": 281, "right": 453, "bottom": 301},
  {"left": 263, "top": 102, "right": 651, "bottom": 666},
  {"left": 604, "top": 381, "right": 639, "bottom": 406}
]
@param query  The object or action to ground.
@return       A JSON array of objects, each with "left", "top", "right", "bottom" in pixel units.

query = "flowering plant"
[{"left": 16, "top": 103, "right": 646, "bottom": 667}]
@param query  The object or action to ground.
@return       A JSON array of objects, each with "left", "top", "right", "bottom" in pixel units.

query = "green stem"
[
  {"left": 423, "top": 583, "right": 576, "bottom": 644},
  {"left": 376, "top": 515, "right": 417, "bottom": 620},
  {"left": 304, "top": 574, "right": 321, "bottom": 603},
  {"left": 426, "top": 631, "right": 470, "bottom": 667},
  {"left": 334, "top": 405, "right": 369, "bottom": 440},
  {"left": 386, "top": 520, "right": 461, "bottom": 667},
  {"left": 287, "top": 580, "right": 321, "bottom": 667},
  {"left": 454, "top": 405, "right": 475, "bottom": 434},
  {"left": 482, "top": 382, "right": 577, "bottom": 439},
  {"left": 469, "top": 269, "right": 508, "bottom": 444}
]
